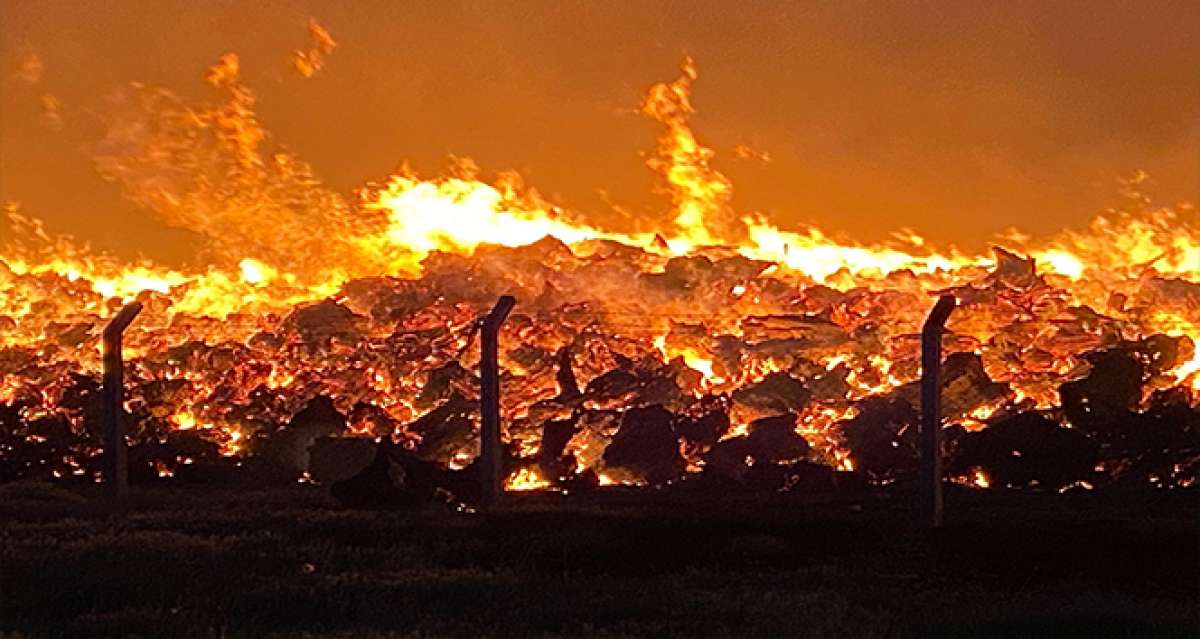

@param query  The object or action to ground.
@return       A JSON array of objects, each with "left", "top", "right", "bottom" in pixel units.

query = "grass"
[{"left": 1, "top": 481, "right": 1196, "bottom": 638}]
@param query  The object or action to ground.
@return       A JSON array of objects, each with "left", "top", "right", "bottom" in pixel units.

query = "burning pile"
[{"left": 1, "top": 53, "right": 1197, "bottom": 496}]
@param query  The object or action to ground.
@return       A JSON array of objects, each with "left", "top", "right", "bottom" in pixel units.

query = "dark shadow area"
[{"left": 2, "top": 483, "right": 1195, "bottom": 638}]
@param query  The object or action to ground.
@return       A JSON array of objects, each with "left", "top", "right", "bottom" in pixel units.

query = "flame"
[
  {"left": 740, "top": 219, "right": 975, "bottom": 286},
  {"left": 171, "top": 411, "right": 201, "bottom": 431},
  {"left": 971, "top": 469, "right": 991, "bottom": 489},
  {"left": 654, "top": 334, "right": 723, "bottom": 387},
  {"left": 360, "top": 168, "right": 644, "bottom": 270},
  {"left": 220, "top": 428, "right": 243, "bottom": 457},
  {"left": 504, "top": 467, "right": 551, "bottom": 492},
  {"left": 641, "top": 57, "right": 733, "bottom": 250},
  {"left": 292, "top": 17, "right": 337, "bottom": 78},
  {"left": 239, "top": 258, "right": 276, "bottom": 285},
  {"left": 952, "top": 467, "right": 992, "bottom": 489},
  {"left": 1032, "top": 249, "right": 1086, "bottom": 281},
  {"left": 0, "top": 52, "right": 1197, "bottom": 491},
  {"left": 1174, "top": 348, "right": 1200, "bottom": 391},
  {"left": 596, "top": 468, "right": 647, "bottom": 487}
]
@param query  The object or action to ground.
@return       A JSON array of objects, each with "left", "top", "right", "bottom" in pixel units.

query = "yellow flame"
[
  {"left": 504, "top": 467, "right": 551, "bottom": 491},
  {"left": 1033, "top": 249, "right": 1086, "bottom": 280},
  {"left": 972, "top": 469, "right": 991, "bottom": 489}
]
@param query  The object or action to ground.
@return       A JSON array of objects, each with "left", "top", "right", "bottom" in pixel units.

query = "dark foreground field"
[{"left": 1, "top": 482, "right": 1196, "bottom": 638}]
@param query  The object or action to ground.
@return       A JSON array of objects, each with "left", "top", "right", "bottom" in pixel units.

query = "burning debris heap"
[
  {"left": 1, "top": 237, "right": 1197, "bottom": 499},
  {"left": 0, "top": 55, "right": 1197, "bottom": 501}
]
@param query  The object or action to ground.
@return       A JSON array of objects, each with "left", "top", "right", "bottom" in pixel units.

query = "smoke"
[
  {"left": 12, "top": 52, "right": 42, "bottom": 84},
  {"left": 88, "top": 53, "right": 366, "bottom": 278}
]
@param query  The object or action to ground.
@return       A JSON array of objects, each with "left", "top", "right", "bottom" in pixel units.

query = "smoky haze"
[{"left": 1, "top": 0, "right": 1197, "bottom": 264}]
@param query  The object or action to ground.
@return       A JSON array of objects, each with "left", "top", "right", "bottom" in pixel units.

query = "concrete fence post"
[
  {"left": 919, "top": 294, "right": 956, "bottom": 529},
  {"left": 479, "top": 295, "right": 515, "bottom": 507},
  {"left": 102, "top": 301, "right": 143, "bottom": 503}
]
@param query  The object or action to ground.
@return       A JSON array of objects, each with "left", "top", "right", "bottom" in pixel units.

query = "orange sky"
[{"left": 2, "top": 1, "right": 1197, "bottom": 264}]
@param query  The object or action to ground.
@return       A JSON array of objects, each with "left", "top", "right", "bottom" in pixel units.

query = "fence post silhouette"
[
  {"left": 480, "top": 295, "right": 516, "bottom": 507},
  {"left": 102, "top": 301, "right": 143, "bottom": 503},
  {"left": 919, "top": 295, "right": 956, "bottom": 529}
]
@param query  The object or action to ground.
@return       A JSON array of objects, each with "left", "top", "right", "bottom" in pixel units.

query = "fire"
[
  {"left": 740, "top": 220, "right": 975, "bottom": 286},
  {"left": 239, "top": 259, "right": 276, "bottom": 285},
  {"left": 654, "top": 335, "right": 723, "bottom": 388},
  {"left": 1174, "top": 350, "right": 1200, "bottom": 391},
  {"left": 220, "top": 428, "right": 243, "bottom": 457},
  {"left": 504, "top": 467, "right": 551, "bottom": 492},
  {"left": 1031, "top": 249, "right": 1086, "bottom": 281},
  {"left": 361, "top": 169, "right": 632, "bottom": 270},
  {"left": 640, "top": 57, "right": 733, "bottom": 251},
  {"left": 170, "top": 412, "right": 201, "bottom": 431},
  {"left": 971, "top": 469, "right": 991, "bottom": 489},
  {"left": 0, "top": 52, "right": 1197, "bottom": 492}
]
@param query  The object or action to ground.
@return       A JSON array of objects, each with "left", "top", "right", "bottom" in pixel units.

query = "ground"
[{"left": 1, "top": 482, "right": 1196, "bottom": 638}]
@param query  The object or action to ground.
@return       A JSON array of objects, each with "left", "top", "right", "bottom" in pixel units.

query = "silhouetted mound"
[
  {"left": 842, "top": 396, "right": 919, "bottom": 481},
  {"left": 731, "top": 371, "right": 812, "bottom": 420},
  {"left": 411, "top": 393, "right": 478, "bottom": 462},
  {"left": 950, "top": 412, "right": 1096, "bottom": 490},
  {"left": 308, "top": 436, "right": 377, "bottom": 484},
  {"left": 703, "top": 414, "right": 812, "bottom": 489},
  {"left": 328, "top": 442, "right": 472, "bottom": 509},
  {"left": 1059, "top": 345, "right": 1200, "bottom": 484},
  {"left": 258, "top": 395, "right": 346, "bottom": 474},
  {"left": 674, "top": 408, "right": 729, "bottom": 448},
  {"left": 603, "top": 405, "right": 684, "bottom": 485},
  {"left": 330, "top": 444, "right": 420, "bottom": 509}
]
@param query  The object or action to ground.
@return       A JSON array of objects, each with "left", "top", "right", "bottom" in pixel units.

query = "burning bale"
[
  {"left": 409, "top": 394, "right": 478, "bottom": 464},
  {"left": 1059, "top": 342, "right": 1200, "bottom": 485},
  {"left": 841, "top": 397, "right": 920, "bottom": 481},
  {"left": 704, "top": 413, "right": 812, "bottom": 488},
  {"left": 731, "top": 371, "right": 812, "bottom": 423},
  {"left": 603, "top": 405, "right": 685, "bottom": 485},
  {"left": 895, "top": 352, "right": 1009, "bottom": 423},
  {"left": 674, "top": 404, "right": 730, "bottom": 448}
]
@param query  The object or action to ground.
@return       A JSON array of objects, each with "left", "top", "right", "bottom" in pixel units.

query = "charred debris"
[{"left": 2, "top": 239, "right": 1197, "bottom": 505}]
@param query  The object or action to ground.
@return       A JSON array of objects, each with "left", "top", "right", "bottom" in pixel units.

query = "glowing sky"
[{"left": 2, "top": 1, "right": 1197, "bottom": 264}]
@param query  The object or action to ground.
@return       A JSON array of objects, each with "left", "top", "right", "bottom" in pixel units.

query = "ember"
[{"left": 1, "top": 52, "right": 1197, "bottom": 497}]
